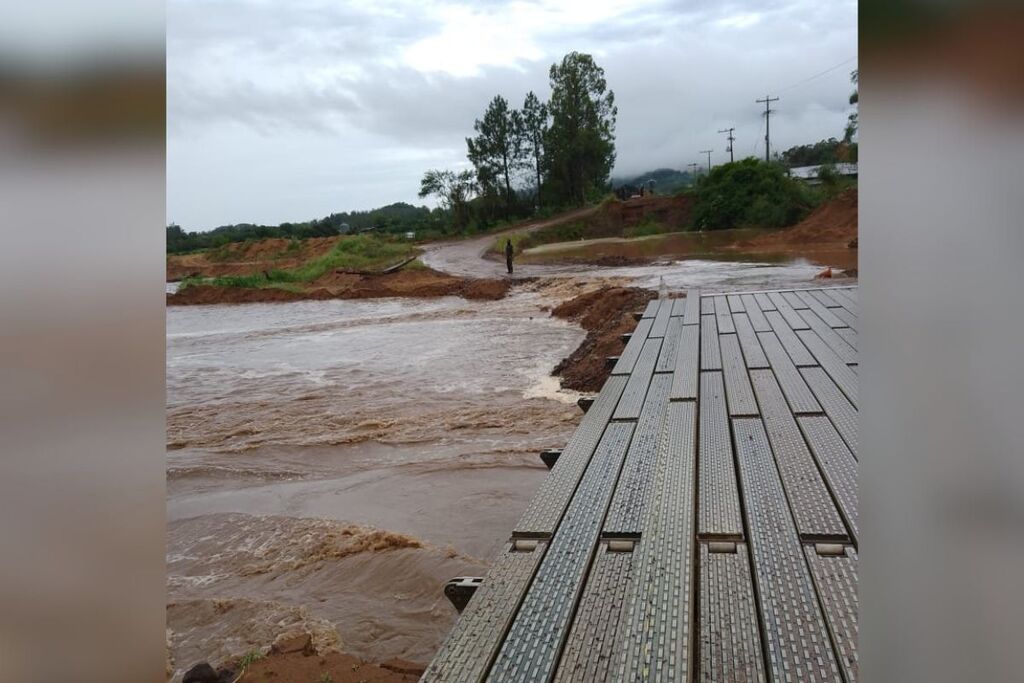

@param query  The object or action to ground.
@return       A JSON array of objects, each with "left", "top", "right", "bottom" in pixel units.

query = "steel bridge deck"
[{"left": 423, "top": 286, "right": 860, "bottom": 683}]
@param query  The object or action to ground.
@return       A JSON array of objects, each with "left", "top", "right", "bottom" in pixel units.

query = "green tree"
[
  {"left": 692, "top": 159, "right": 812, "bottom": 230},
  {"left": 545, "top": 52, "right": 617, "bottom": 206},
  {"left": 418, "top": 169, "right": 477, "bottom": 231},
  {"left": 844, "top": 69, "right": 859, "bottom": 143},
  {"left": 466, "top": 95, "right": 523, "bottom": 217},
  {"left": 520, "top": 91, "right": 549, "bottom": 210}
]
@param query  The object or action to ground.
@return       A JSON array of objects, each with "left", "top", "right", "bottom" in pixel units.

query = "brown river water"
[{"left": 166, "top": 255, "right": 836, "bottom": 677}]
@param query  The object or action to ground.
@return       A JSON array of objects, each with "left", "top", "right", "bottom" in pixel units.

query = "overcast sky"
[{"left": 167, "top": 0, "right": 857, "bottom": 230}]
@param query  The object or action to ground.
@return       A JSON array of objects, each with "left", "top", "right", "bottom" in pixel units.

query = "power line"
[
  {"left": 687, "top": 162, "right": 699, "bottom": 183},
  {"left": 755, "top": 95, "right": 779, "bottom": 162},
  {"left": 777, "top": 56, "right": 857, "bottom": 94},
  {"left": 717, "top": 127, "right": 735, "bottom": 163}
]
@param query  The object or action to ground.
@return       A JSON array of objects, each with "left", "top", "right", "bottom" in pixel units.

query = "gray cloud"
[{"left": 168, "top": 0, "right": 856, "bottom": 229}]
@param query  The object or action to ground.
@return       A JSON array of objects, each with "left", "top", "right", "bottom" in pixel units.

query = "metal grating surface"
[
  {"left": 830, "top": 304, "right": 858, "bottom": 330},
  {"left": 753, "top": 291, "right": 777, "bottom": 311},
  {"left": 808, "top": 289, "right": 845, "bottom": 309},
  {"left": 422, "top": 542, "right": 547, "bottom": 683},
  {"left": 828, "top": 288, "right": 859, "bottom": 315},
  {"left": 798, "top": 309, "right": 857, "bottom": 363},
  {"left": 836, "top": 327, "right": 858, "bottom": 349},
  {"left": 801, "top": 366, "right": 858, "bottom": 458},
  {"left": 700, "top": 313, "right": 722, "bottom": 370},
  {"left": 489, "top": 423, "right": 635, "bottom": 682},
  {"left": 732, "top": 418, "right": 844, "bottom": 683},
  {"left": 553, "top": 546, "right": 635, "bottom": 683},
  {"left": 794, "top": 290, "right": 846, "bottom": 327},
  {"left": 741, "top": 294, "right": 772, "bottom": 332},
  {"left": 683, "top": 289, "right": 701, "bottom": 325},
  {"left": 614, "top": 338, "right": 662, "bottom": 421},
  {"left": 790, "top": 290, "right": 847, "bottom": 327},
  {"left": 799, "top": 416, "right": 860, "bottom": 542},
  {"left": 756, "top": 331, "right": 822, "bottom": 414},
  {"left": 428, "top": 286, "right": 859, "bottom": 682},
  {"left": 720, "top": 334, "right": 759, "bottom": 417},
  {"left": 781, "top": 290, "right": 810, "bottom": 310},
  {"left": 732, "top": 313, "right": 770, "bottom": 369},
  {"left": 764, "top": 310, "right": 817, "bottom": 367},
  {"left": 605, "top": 375, "right": 671, "bottom": 535},
  {"left": 618, "top": 401, "right": 697, "bottom": 681},
  {"left": 613, "top": 318, "right": 655, "bottom": 375},
  {"left": 797, "top": 330, "right": 858, "bottom": 407},
  {"left": 671, "top": 296, "right": 686, "bottom": 317},
  {"left": 650, "top": 300, "right": 672, "bottom": 338},
  {"left": 670, "top": 324, "right": 700, "bottom": 401},
  {"left": 514, "top": 375, "right": 627, "bottom": 536},
  {"left": 714, "top": 295, "right": 736, "bottom": 333},
  {"left": 698, "top": 543, "right": 767, "bottom": 683},
  {"left": 698, "top": 372, "right": 743, "bottom": 539},
  {"left": 768, "top": 292, "right": 811, "bottom": 330},
  {"left": 656, "top": 317, "right": 684, "bottom": 373},
  {"left": 804, "top": 546, "right": 860, "bottom": 683},
  {"left": 749, "top": 371, "right": 847, "bottom": 540}
]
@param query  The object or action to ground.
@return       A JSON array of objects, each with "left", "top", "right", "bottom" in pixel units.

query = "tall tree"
[
  {"left": 844, "top": 69, "right": 859, "bottom": 143},
  {"left": 545, "top": 52, "right": 617, "bottom": 206},
  {"left": 520, "top": 91, "right": 549, "bottom": 210},
  {"left": 418, "top": 169, "right": 477, "bottom": 231},
  {"left": 466, "top": 95, "right": 523, "bottom": 217}
]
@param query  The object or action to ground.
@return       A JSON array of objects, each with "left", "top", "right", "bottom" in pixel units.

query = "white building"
[{"left": 788, "top": 163, "right": 858, "bottom": 184}]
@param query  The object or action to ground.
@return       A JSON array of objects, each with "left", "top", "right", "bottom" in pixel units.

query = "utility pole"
[
  {"left": 717, "top": 127, "right": 735, "bottom": 163},
  {"left": 756, "top": 95, "right": 779, "bottom": 162},
  {"left": 687, "top": 162, "right": 699, "bottom": 184},
  {"left": 699, "top": 150, "right": 713, "bottom": 174}
]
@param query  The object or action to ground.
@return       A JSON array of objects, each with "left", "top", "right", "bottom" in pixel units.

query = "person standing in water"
[{"left": 505, "top": 239, "right": 514, "bottom": 274}]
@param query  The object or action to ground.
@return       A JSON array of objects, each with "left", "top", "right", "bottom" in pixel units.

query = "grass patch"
[
  {"left": 237, "top": 650, "right": 265, "bottom": 670},
  {"left": 623, "top": 218, "right": 670, "bottom": 239},
  {"left": 204, "top": 235, "right": 419, "bottom": 289},
  {"left": 489, "top": 231, "right": 535, "bottom": 256},
  {"left": 402, "top": 258, "right": 429, "bottom": 271}
]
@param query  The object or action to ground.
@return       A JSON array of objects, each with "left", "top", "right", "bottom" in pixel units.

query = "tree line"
[
  {"left": 419, "top": 51, "right": 618, "bottom": 231},
  {"left": 166, "top": 202, "right": 446, "bottom": 253}
]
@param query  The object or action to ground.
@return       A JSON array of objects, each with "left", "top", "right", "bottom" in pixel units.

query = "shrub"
[{"left": 692, "top": 158, "right": 813, "bottom": 230}]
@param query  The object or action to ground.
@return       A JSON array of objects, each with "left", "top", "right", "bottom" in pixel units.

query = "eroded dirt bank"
[
  {"left": 550, "top": 286, "right": 657, "bottom": 392},
  {"left": 167, "top": 267, "right": 511, "bottom": 305},
  {"left": 167, "top": 237, "right": 342, "bottom": 280}
]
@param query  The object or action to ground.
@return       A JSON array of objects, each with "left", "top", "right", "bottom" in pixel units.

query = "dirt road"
[{"left": 420, "top": 207, "right": 598, "bottom": 278}]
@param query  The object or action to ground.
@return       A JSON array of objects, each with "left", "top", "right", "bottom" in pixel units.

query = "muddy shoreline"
[
  {"left": 167, "top": 267, "right": 512, "bottom": 305},
  {"left": 550, "top": 286, "right": 657, "bottom": 392}
]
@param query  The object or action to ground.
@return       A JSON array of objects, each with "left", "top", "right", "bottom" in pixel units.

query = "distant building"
[
  {"left": 404, "top": 231, "right": 415, "bottom": 240},
  {"left": 337, "top": 222, "right": 351, "bottom": 234},
  {"left": 789, "top": 163, "right": 858, "bottom": 184}
]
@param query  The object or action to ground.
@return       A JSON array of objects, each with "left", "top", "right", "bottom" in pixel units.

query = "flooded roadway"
[
  {"left": 166, "top": 251, "right": 841, "bottom": 677},
  {"left": 421, "top": 229, "right": 828, "bottom": 290}
]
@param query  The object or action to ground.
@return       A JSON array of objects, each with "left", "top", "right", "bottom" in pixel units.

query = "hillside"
[
  {"left": 612, "top": 168, "right": 694, "bottom": 195},
  {"left": 493, "top": 195, "right": 695, "bottom": 257},
  {"left": 610, "top": 167, "right": 692, "bottom": 194},
  {"left": 742, "top": 187, "right": 858, "bottom": 247}
]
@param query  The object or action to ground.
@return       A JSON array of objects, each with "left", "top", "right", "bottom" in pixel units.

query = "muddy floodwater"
[{"left": 166, "top": 257, "right": 849, "bottom": 677}]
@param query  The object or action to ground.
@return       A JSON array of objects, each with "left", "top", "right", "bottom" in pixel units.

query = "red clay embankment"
[
  {"left": 550, "top": 286, "right": 658, "bottom": 392},
  {"left": 167, "top": 267, "right": 511, "bottom": 305}
]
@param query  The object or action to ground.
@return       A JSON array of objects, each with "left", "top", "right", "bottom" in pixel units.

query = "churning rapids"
[{"left": 166, "top": 257, "right": 831, "bottom": 676}]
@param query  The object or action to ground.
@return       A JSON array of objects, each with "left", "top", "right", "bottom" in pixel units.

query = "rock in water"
[
  {"left": 271, "top": 631, "right": 313, "bottom": 655},
  {"left": 183, "top": 662, "right": 219, "bottom": 683}
]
